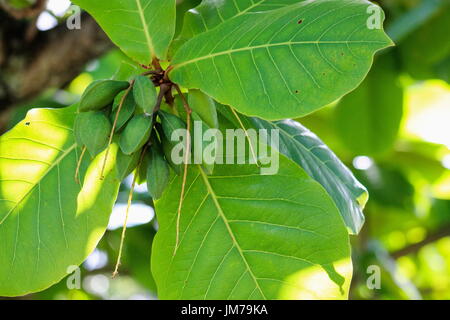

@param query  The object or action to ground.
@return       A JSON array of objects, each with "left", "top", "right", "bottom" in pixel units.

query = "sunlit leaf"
[
  {"left": 172, "top": 0, "right": 303, "bottom": 53},
  {"left": 0, "top": 106, "right": 120, "bottom": 297},
  {"left": 73, "top": 0, "right": 176, "bottom": 63},
  {"left": 251, "top": 118, "right": 367, "bottom": 234},
  {"left": 152, "top": 154, "right": 352, "bottom": 299},
  {"left": 334, "top": 53, "right": 403, "bottom": 155},
  {"left": 400, "top": 3, "right": 450, "bottom": 81},
  {"left": 170, "top": 0, "right": 393, "bottom": 120}
]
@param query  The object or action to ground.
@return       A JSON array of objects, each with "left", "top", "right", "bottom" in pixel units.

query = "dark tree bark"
[{"left": 0, "top": 4, "right": 113, "bottom": 129}]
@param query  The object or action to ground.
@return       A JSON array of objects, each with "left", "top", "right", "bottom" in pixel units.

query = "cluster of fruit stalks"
[{"left": 74, "top": 65, "right": 196, "bottom": 277}]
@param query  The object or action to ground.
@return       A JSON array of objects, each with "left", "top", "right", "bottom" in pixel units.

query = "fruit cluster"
[{"left": 74, "top": 75, "right": 187, "bottom": 200}]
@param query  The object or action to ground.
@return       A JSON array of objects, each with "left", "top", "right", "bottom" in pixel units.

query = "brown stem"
[
  {"left": 100, "top": 82, "right": 134, "bottom": 179},
  {"left": 174, "top": 84, "right": 192, "bottom": 115},
  {"left": 173, "top": 84, "right": 192, "bottom": 255},
  {"left": 141, "top": 70, "right": 160, "bottom": 76},
  {"left": 151, "top": 58, "right": 162, "bottom": 72},
  {"left": 112, "top": 144, "right": 149, "bottom": 277},
  {"left": 391, "top": 225, "right": 450, "bottom": 259},
  {"left": 153, "top": 83, "right": 170, "bottom": 114},
  {"left": 74, "top": 146, "right": 87, "bottom": 184}
]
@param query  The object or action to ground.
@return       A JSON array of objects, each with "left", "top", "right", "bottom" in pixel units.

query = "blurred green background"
[{"left": 1, "top": 0, "right": 449, "bottom": 300}]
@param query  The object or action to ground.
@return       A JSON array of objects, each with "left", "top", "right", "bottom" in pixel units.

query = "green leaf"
[
  {"left": 0, "top": 106, "right": 120, "bottom": 296},
  {"left": 173, "top": 0, "right": 302, "bottom": 53},
  {"left": 334, "top": 53, "right": 404, "bottom": 156},
  {"left": 386, "top": 0, "right": 447, "bottom": 43},
  {"left": 251, "top": 118, "right": 367, "bottom": 235},
  {"left": 191, "top": 112, "right": 216, "bottom": 175},
  {"left": 152, "top": 156, "right": 352, "bottom": 299},
  {"left": 399, "top": 3, "right": 450, "bottom": 81},
  {"left": 72, "top": 0, "right": 177, "bottom": 63},
  {"left": 169, "top": 0, "right": 393, "bottom": 120},
  {"left": 354, "top": 164, "right": 414, "bottom": 210},
  {"left": 174, "top": 0, "right": 202, "bottom": 37}
]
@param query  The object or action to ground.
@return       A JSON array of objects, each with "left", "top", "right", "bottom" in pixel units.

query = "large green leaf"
[
  {"left": 173, "top": 0, "right": 303, "bottom": 53},
  {"left": 0, "top": 106, "right": 120, "bottom": 297},
  {"left": 399, "top": 2, "right": 450, "bottom": 82},
  {"left": 152, "top": 156, "right": 352, "bottom": 299},
  {"left": 386, "top": 0, "right": 447, "bottom": 43},
  {"left": 334, "top": 53, "right": 404, "bottom": 156},
  {"left": 169, "top": 0, "right": 393, "bottom": 120},
  {"left": 73, "top": 0, "right": 176, "bottom": 63},
  {"left": 251, "top": 118, "right": 367, "bottom": 235}
]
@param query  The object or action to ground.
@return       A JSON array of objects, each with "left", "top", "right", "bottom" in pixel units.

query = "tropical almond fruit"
[
  {"left": 133, "top": 75, "right": 157, "bottom": 114},
  {"left": 146, "top": 143, "right": 170, "bottom": 200},
  {"left": 119, "top": 113, "right": 153, "bottom": 155},
  {"left": 76, "top": 111, "right": 112, "bottom": 157},
  {"left": 155, "top": 123, "right": 182, "bottom": 175},
  {"left": 188, "top": 89, "right": 218, "bottom": 129},
  {"left": 116, "top": 148, "right": 141, "bottom": 181},
  {"left": 111, "top": 91, "right": 136, "bottom": 132},
  {"left": 78, "top": 80, "right": 129, "bottom": 112},
  {"left": 159, "top": 110, "right": 186, "bottom": 141}
]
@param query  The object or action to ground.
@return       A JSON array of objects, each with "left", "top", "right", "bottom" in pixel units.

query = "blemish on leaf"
[
  {"left": 298, "top": 19, "right": 303, "bottom": 24},
  {"left": 25, "top": 122, "right": 30, "bottom": 126}
]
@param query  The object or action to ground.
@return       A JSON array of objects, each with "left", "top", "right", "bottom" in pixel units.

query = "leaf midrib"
[
  {"left": 135, "top": 0, "right": 155, "bottom": 60},
  {"left": 172, "top": 40, "right": 387, "bottom": 69},
  {"left": 198, "top": 166, "right": 266, "bottom": 299}
]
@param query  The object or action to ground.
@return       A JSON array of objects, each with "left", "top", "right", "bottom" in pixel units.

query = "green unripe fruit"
[
  {"left": 111, "top": 91, "right": 136, "bottom": 132},
  {"left": 133, "top": 75, "right": 157, "bottom": 114},
  {"left": 188, "top": 89, "right": 218, "bottom": 129},
  {"left": 78, "top": 80, "right": 129, "bottom": 112},
  {"left": 146, "top": 143, "right": 170, "bottom": 200},
  {"left": 155, "top": 122, "right": 182, "bottom": 175},
  {"left": 75, "top": 111, "right": 112, "bottom": 157},
  {"left": 119, "top": 114, "right": 153, "bottom": 155},
  {"left": 159, "top": 110, "right": 186, "bottom": 141},
  {"left": 135, "top": 152, "right": 149, "bottom": 185},
  {"left": 116, "top": 148, "right": 141, "bottom": 181},
  {"left": 159, "top": 111, "right": 189, "bottom": 174}
]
